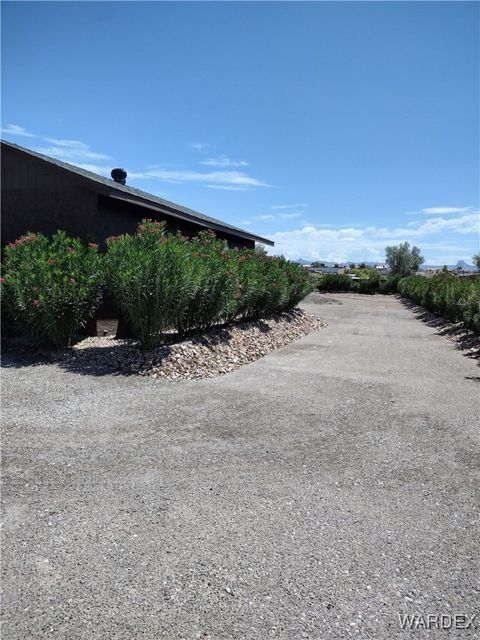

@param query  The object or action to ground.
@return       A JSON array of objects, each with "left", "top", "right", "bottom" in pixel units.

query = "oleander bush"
[
  {"left": 106, "top": 220, "right": 198, "bottom": 350},
  {"left": 355, "top": 270, "right": 380, "bottom": 294},
  {"left": 231, "top": 250, "right": 311, "bottom": 319},
  {"left": 1, "top": 231, "right": 104, "bottom": 347},
  {"left": 378, "top": 274, "right": 402, "bottom": 294},
  {"left": 106, "top": 220, "right": 314, "bottom": 348},
  {"left": 2, "top": 221, "right": 314, "bottom": 350},
  {"left": 316, "top": 270, "right": 382, "bottom": 294},
  {"left": 398, "top": 273, "right": 480, "bottom": 333},
  {"left": 175, "top": 230, "right": 237, "bottom": 334},
  {"left": 316, "top": 273, "right": 355, "bottom": 292}
]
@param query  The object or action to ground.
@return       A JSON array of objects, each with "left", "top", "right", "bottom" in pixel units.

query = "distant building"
[{"left": 307, "top": 265, "right": 346, "bottom": 275}]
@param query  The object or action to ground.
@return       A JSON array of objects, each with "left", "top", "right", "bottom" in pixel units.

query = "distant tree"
[
  {"left": 334, "top": 263, "right": 339, "bottom": 268},
  {"left": 358, "top": 262, "right": 367, "bottom": 269},
  {"left": 385, "top": 242, "right": 424, "bottom": 276},
  {"left": 473, "top": 254, "right": 480, "bottom": 270},
  {"left": 349, "top": 263, "right": 355, "bottom": 269},
  {"left": 312, "top": 261, "right": 326, "bottom": 268}
]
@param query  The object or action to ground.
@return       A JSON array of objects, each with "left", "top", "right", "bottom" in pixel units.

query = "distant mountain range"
[
  {"left": 294, "top": 258, "right": 478, "bottom": 272},
  {"left": 421, "top": 260, "right": 477, "bottom": 272}
]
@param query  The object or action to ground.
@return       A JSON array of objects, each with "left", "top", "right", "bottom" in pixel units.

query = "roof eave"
[
  {"left": 1, "top": 139, "right": 274, "bottom": 246},
  {"left": 108, "top": 192, "right": 274, "bottom": 246}
]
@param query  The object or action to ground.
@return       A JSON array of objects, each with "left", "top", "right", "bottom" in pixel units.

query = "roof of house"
[{"left": 1, "top": 140, "right": 274, "bottom": 246}]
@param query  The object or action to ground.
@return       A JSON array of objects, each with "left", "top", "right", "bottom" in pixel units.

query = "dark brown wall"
[
  {"left": 96, "top": 196, "right": 254, "bottom": 249},
  {"left": 2, "top": 146, "right": 100, "bottom": 244},
  {"left": 1, "top": 145, "right": 255, "bottom": 250}
]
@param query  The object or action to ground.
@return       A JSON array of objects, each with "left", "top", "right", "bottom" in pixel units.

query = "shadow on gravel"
[
  {"left": 400, "top": 298, "right": 480, "bottom": 362},
  {"left": 1, "top": 315, "right": 285, "bottom": 377},
  {"left": 305, "top": 293, "right": 344, "bottom": 305},
  {"left": 1, "top": 340, "right": 172, "bottom": 377}
]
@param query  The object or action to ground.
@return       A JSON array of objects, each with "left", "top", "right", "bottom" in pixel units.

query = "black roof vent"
[{"left": 111, "top": 168, "right": 127, "bottom": 185}]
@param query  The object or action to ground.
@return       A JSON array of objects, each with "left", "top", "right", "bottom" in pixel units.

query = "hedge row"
[
  {"left": 316, "top": 271, "right": 480, "bottom": 334},
  {"left": 1, "top": 221, "right": 314, "bottom": 349},
  {"left": 398, "top": 273, "right": 480, "bottom": 333},
  {"left": 316, "top": 272, "right": 402, "bottom": 295}
]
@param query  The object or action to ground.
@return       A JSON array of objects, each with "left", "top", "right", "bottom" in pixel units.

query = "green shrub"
[
  {"left": 317, "top": 271, "right": 383, "bottom": 294},
  {"left": 1, "top": 231, "right": 104, "bottom": 347},
  {"left": 175, "top": 231, "right": 236, "bottom": 333},
  {"left": 379, "top": 273, "right": 402, "bottom": 294},
  {"left": 398, "top": 273, "right": 480, "bottom": 334},
  {"left": 462, "top": 280, "right": 480, "bottom": 333},
  {"left": 2, "top": 222, "right": 315, "bottom": 351},
  {"left": 353, "top": 270, "right": 380, "bottom": 294},
  {"left": 231, "top": 251, "right": 313, "bottom": 319},
  {"left": 317, "top": 273, "right": 354, "bottom": 292},
  {"left": 283, "top": 259, "right": 316, "bottom": 308},
  {"left": 106, "top": 220, "right": 197, "bottom": 349},
  {"left": 105, "top": 220, "right": 313, "bottom": 349}
]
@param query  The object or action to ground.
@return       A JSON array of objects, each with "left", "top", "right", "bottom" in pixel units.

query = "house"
[
  {"left": 312, "top": 265, "right": 346, "bottom": 275},
  {"left": 1, "top": 140, "right": 274, "bottom": 337},
  {"left": 1, "top": 140, "right": 273, "bottom": 250}
]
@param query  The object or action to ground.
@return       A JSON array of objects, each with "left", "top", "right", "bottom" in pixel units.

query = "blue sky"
[{"left": 2, "top": 1, "right": 479, "bottom": 264}]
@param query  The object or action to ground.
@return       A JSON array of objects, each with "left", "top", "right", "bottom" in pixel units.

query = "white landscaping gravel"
[{"left": 7, "top": 309, "right": 326, "bottom": 379}]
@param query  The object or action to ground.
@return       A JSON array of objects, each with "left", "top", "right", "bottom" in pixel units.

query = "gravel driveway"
[{"left": 2, "top": 293, "right": 479, "bottom": 639}]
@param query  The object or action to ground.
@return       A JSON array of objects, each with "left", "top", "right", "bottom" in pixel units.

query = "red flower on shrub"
[
  {"left": 48, "top": 258, "right": 56, "bottom": 265},
  {"left": 8, "top": 234, "right": 38, "bottom": 249},
  {"left": 67, "top": 247, "right": 76, "bottom": 254},
  {"left": 138, "top": 219, "right": 165, "bottom": 235},
  {"left": 88, "top": 243, "right": 98, "bottom": 249},
  {"left": 107, "top": 235, "right": 122, "bottom": 243},
  {"left": 0, "top": 277, "right": 5, "bottom": 284},
  {"left": 33, "top": 299, "right": 41, "bottom": 308}
]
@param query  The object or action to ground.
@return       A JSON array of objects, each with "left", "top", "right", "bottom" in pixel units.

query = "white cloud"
[
  {"left": 141, "top": 168, "right": 269, "bottom": 189},
  {"left": 35, "top": 141, "right": 112, "bottom": 162},
  {"left": 271, "top": 203, "right": 308, "bottom": 210},
  {"left": 279, "top": 212, "right": 302, "bottom": 219},
  {"left": 250, "top": 211, "right": 303, "bottom": 224},
  {"left": 205, "top": 184, "right": 252, "bottom": 192},
  {"left": 267, "top": 212, "right": 480, "bottom": 263},
  {"left": 74, "top": 163, "right": 111, "bottom": 175},
  {"left": 2, "top": 123, "right": 113, "bottom": 165},
  {"left": 405, "top": 206, "right": 472, "bottom": 216},
  {"left": 200, "top": 155, "right": 249, "bottom": 168},
  {"left": 422, "top": 207, "right": 471, "bottom": 215},
  {"left": 4, "top": 124, "right": 269, "bottom": 191},
  {"left": 1, "top": 123, "right": 36, "bottom": 137},
  {"left": 189, "top": 142, "right": 212, "bottom": 151},
  {"left": 44, "top": 137, "right": 86, "bottom": 147}
]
